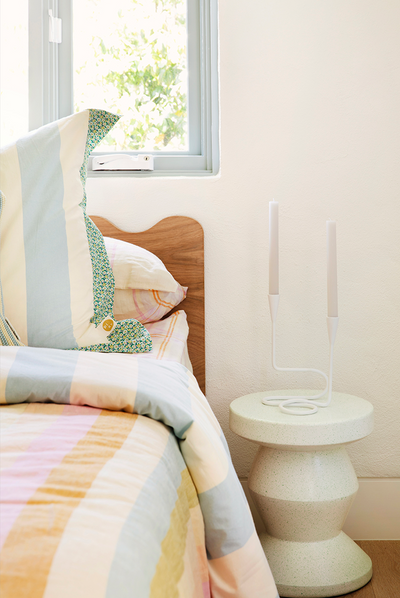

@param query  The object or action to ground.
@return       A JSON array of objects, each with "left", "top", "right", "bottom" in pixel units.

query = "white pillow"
[{"left": 104, "top": 236, "right": 179, "bottom": 292}]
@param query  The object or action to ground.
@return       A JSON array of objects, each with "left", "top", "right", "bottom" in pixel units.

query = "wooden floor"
[{"left": 336, "top": 541, "right": 400, "bottom": 598}]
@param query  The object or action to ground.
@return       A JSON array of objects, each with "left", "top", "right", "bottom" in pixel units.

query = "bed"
[{"left": 0, "top": 109, "right": 278, "bottom": 598}]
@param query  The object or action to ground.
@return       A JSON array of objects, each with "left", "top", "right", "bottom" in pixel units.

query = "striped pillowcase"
[
  {"left": 0, "top": 110, "right": 152, "bottom": 353},
  {"left": 105, "top": 236, "right": 187, "bottom": 323},
  {"left": 113, "top": 286, "right": 187, "bottom": 324},
  {"left": 143, "top": 310, "right": 192, "bottom": 369},
  {"left": 0, "top": 192, "right": 23, "bottom": 347}
]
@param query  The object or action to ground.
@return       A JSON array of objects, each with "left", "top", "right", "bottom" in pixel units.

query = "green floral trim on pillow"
[
  {"left": 77, "top": 319, "right": 151, "bottom": 353},
  {"left": 79, "top": 110, "right": 119, "bottom": 326},
  {"left": 0, "top": 192, "right": 24, "bottom": 346},
  {"left": 76, "top": 109, "right": 152, "bottom": 354}
]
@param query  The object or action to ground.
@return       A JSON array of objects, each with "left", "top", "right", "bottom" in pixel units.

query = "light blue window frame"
[{"left": 29, "top": 0, "right": 219, "bottom": 176}]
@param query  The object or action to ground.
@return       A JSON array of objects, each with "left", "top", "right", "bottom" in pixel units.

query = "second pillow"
[{"left": 104, "top": 236, "right": 187, "bottom": 323}]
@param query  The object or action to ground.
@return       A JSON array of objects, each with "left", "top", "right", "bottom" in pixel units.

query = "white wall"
[{"left": 87, "top": 0, "right": 400, "bottom": 480}]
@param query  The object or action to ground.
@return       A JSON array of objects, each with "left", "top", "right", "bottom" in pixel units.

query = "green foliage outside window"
[{"left": 74, "top": 0, "right": 187, "bottom": 152}]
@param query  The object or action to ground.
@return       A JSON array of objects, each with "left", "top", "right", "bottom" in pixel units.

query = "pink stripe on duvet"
[{"left": 0, "top": 404, "right": 100, "bottom": 550}]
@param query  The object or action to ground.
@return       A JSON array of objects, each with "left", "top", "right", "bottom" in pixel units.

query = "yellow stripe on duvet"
[
  {"left": 176, "top": 501, "right": 209, "bottom": 598},
  {"left": 0, "top": 404, "right": 64, "bottom": 471},
  {"left": 0, "top": 403, "right": 29, "bottom": 431},
  {"left": 182, "top": 372, "right": 230, "bottom": 494},
  {"left": 42, "top": 416, "right": 171, "bottom": 598},
  {"left": 70, "top": 351, "right": 138, "bottom": 412},
  {"left": 0, "top": 410, "right": 137, "bottom": 598},
  {"left": 150, "top": 468, "right": 198, "bottom": 598}
]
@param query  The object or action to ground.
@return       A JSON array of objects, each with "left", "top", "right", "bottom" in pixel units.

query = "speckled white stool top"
[{"left": 230, "top": 390, "right": 374, "bottom": 449}]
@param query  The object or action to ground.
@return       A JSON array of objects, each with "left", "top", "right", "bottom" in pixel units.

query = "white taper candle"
[
  {"left": 327, "top": 220, "right": 338, "bottom": 317},
  {"left": 269, "top": 201, "right": 279, "bottom": 295}
]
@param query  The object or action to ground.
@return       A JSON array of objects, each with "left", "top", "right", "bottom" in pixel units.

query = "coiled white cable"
[{"left": 262, "top": 295, "right": 338, "bottom": 415}]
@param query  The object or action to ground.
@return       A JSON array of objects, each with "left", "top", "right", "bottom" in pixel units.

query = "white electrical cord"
[{"left": 261, "top": 295, "right": 338, "bottom": 415}]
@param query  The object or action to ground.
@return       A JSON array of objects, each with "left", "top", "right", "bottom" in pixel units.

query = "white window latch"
[
  {"left": 92, "top": 154, "right": 154, "bottom": 171},
  {"left": 49, "top": 10, "right": 62, "bottom": 44}
]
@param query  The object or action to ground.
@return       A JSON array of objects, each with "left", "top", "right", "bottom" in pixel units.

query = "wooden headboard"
[{"left": 91, "top": 216, "right": 205, "bottom": 395}]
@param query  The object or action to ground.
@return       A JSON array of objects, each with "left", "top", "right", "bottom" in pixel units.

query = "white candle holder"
[{"left": 262, "top": 294, "right": 339, "bottom": 415}]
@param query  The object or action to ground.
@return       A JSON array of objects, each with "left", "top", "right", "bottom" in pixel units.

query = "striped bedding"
[
  {"left": 143, "top": 310, "right": 192, "bottom": 370},
  {"left": 0, "top": 347, "right": 279, "bottom": 598}
]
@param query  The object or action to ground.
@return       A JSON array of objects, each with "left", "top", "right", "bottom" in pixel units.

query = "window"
[
  {"left": 1, "top": 0, "right": 219, "bottom": 176},
  {"left": 0, "top": 0, "right": 29, "bottom": 146},
  {"left": 74, "top": 1, "right": 189, "bottom": 154}
]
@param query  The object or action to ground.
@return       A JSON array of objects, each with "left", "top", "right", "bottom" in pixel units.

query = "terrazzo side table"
[{"left": 229, "top": 390, "right": 374, "bottom": 598}]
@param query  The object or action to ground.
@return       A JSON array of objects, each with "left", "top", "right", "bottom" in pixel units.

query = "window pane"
[
  {"left": 0, "top": 0, "right": 29, "bottom": 146},
  {"left": 73, "top": 0, "right": 188, "bottom": 152}
]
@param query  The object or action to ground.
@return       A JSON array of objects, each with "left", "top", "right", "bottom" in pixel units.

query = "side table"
[{"left": 229, "top": 389, "right": 374, "bottom": 598}]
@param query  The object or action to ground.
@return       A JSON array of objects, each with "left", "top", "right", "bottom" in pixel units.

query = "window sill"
[{"left": 87, "top": 169, "right": 219, "bottom": 178}]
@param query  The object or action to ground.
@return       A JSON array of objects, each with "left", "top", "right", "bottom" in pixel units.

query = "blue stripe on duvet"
[
  {"left": 5, "top": 347, "right": 78, "bottom": 404},
  {"left": 198, "top": 450, "right": 254, "bottom": 559},
  {"left": 136, "top": 361, "right": 254, "bottom": 560},
  {"left": 16, "top": 123, "right": 77, "bottom": 349},
  {"left": 136, "top": 359, "right": 193, "bottom": 437},
  {"left": 106, "top": 432, "right": 186, "bottom": 598}
]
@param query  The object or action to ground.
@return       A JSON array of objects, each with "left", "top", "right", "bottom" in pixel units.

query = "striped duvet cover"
[{"left": 0, "top": 347, "right": 278, "bottom": 598}]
